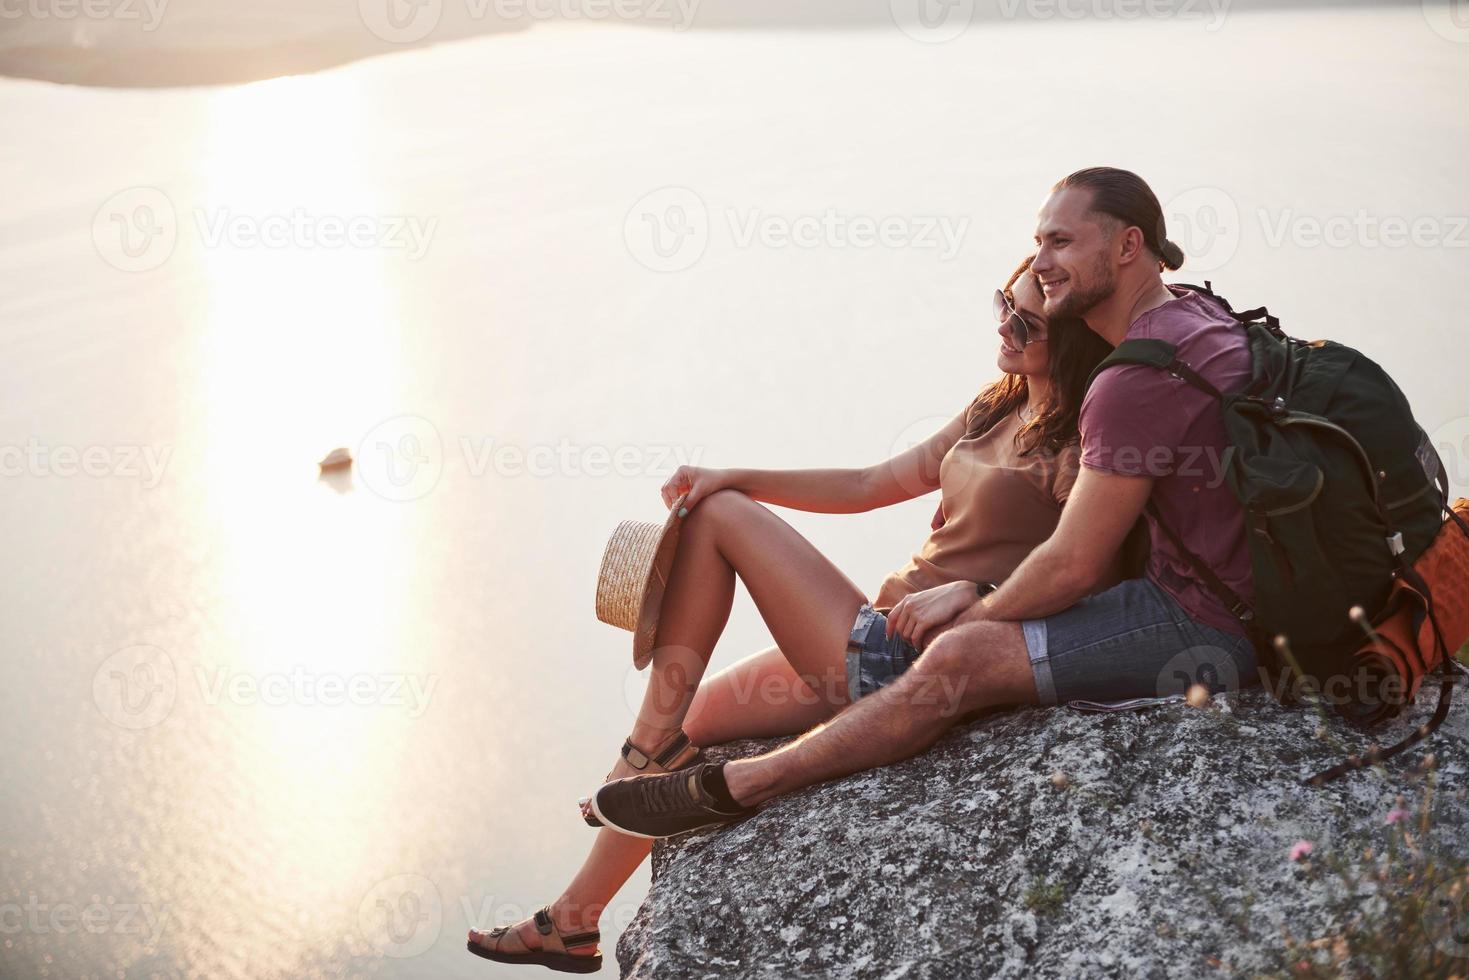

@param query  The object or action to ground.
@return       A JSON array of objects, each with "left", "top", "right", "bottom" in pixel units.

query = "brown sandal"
[
  {"left": 466, "top": 905, "right": 601, "bottom": 974},
  {"left": 579, "top": 729, "right": 702, "bottom": 828}
]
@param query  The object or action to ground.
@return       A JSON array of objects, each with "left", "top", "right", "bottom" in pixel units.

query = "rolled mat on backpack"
[{"left": 1347, "top": 497, "right": 1469, "bottom": 726}]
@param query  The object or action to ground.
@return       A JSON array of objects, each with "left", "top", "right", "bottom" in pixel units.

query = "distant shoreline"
[{"left": 0, "top": 0, "right": 1406, "bottom": 90}]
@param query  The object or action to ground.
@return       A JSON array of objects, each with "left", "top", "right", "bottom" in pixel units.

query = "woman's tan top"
[{"left": 873, "top": 398, "right": 1095, "bottom": 614}]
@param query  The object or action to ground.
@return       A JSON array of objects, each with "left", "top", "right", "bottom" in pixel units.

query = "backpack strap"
[
  {"left": 1088, "top": 345, "right": 1248, "bottom": 624},
  {"left": 1426, "top": 438, "right": 1469, "bottom": 537},
  {"left": 1145, "top": 500, "right": 1287, "bottom": 705},
  {"left": 1145, "top": 500, "right": 1256, "bottom": 627},
  {"left": 1173, "top": 280, "right": 1284, "bottom": 334},
  {"left": 1085, "top": 339, "right": 1223, "bottom": 400},
  {"left": 1305, "top": 513, "right": 1469, "bottom": 786},
  {"left": 1306, "top": 662, "right": 1462, "bottom": 786}
]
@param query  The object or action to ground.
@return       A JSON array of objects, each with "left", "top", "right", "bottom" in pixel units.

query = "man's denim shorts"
[{"left": 845, "top": 578, "right": 1259, "bottom": 705}]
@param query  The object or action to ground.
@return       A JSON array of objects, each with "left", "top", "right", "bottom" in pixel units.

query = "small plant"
[
  {"left": 1024, "top": 879, "right": 1067, "bottom": 917},
  {"left": 1255, "top": 758, "right": 1469, "bottom": 979}
]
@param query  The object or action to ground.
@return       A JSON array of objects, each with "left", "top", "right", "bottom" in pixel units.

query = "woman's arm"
[
  {"left": 854, "top": 404, "right": 971, "bottom": 510},
  {"left": 662, "top": 463, "right": 867, "bottom": 514},
  {"left": 718, "top": 404, "right": 972, "bottom": 514},
  {"left": 719, "top": 464, "right": 876, "bottom": 514}
]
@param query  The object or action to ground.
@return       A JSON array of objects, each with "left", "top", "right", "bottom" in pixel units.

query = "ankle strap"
[
  {"left": 622, "top": 730, "right": 699, "bottom": 771},
  {"left": 532, "top": 906, "right": 599, "bottom": 953}
]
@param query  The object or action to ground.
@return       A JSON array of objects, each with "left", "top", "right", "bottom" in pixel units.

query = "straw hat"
[{"left": 595, "top": 493, "right": 689, "bottom": 670}]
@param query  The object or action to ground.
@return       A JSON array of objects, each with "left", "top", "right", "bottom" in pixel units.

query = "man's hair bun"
[{"left": 1159, "top": 238, "right": 1185, "bottom": 271}]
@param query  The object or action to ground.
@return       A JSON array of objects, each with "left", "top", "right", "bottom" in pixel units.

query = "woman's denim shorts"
[
  {"left": 845, "top": 578, "right": 1259, "bottom": 705},
  {"left": 844, "top": 603, "right": 924, "bottom": 702}
]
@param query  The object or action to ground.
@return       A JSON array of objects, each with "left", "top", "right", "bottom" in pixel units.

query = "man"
[{"left": 590, "top": 167, "right": 1262, "bottom": 838}]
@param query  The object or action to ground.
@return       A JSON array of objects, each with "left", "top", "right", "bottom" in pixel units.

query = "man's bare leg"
[{"left": 723, "top": 619, "right": 1038, "bottom": 807}]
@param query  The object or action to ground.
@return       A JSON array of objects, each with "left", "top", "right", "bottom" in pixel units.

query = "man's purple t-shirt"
[{"left": 1079, "top": 286, "right": 1255, "bottom": 635}]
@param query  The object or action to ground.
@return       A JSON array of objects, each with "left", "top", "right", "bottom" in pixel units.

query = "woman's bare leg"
[
  {"left": 542, "top": 646, "right": 833, "bottom": 945},
  {"left": 630, "top": 488, "right": 867, "bottom": 743},
  {"left": 471, "top": 490, "right": 866, "bottom": 955},
  {"left": 686, "top": 644, "right": 838, "bottom": 744}
]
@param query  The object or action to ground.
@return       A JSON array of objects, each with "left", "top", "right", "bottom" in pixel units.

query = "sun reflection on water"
[{"left": 178, "top": 71, "right": 425, "bottom": 976}]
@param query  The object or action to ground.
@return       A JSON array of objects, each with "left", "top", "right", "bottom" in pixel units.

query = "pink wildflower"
[{"left": 1289, "top": 840, "right": 1314, "bottom": 861}]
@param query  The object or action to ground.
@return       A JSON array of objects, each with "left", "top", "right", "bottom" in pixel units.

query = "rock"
[
  {"left": 617, "top": 683, "right": 1469, "bottom": 978},
  {"left": 318, "top": 447, "right": 352, "bottom": 470}
]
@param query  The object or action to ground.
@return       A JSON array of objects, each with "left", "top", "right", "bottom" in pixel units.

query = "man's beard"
[{"left": 1044, "top": 251, "right": 1117, "bottom": 320}]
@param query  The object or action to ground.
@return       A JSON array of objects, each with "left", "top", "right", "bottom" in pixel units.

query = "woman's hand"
[
  {"left": 661, "top": 465, "right": 731, "bottom": 512},
  {"left": 885, "top": 581, "right": 977, "bottom": 651}
]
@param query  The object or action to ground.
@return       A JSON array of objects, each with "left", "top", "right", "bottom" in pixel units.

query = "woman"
[{"left": 467, "top": 257, "right": 1132, "bottom": 972}]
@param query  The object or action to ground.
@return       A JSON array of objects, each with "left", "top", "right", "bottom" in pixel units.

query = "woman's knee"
[{"left": 684, "top": 488, "right": 756, "bottom": 534}]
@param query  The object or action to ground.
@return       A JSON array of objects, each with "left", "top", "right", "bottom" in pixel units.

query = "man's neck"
[{"left": 1083, "top": 277, "right": 1177, "bottom": 347}]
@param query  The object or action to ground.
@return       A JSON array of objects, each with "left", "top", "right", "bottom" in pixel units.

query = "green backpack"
[{"left": 1086, "top": 282, "right": 1463, "bottom": 782}]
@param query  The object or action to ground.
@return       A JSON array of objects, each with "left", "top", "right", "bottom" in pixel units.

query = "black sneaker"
[{"left": 588, "top": 763, "right": 756, "bottom": 839}]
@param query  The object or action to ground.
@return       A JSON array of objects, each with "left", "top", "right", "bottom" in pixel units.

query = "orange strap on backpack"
[{"left": 1306, "top": 497, "right": 1469, "bottom": 785}]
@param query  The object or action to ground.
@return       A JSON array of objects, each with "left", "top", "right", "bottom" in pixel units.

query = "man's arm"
[{"left": 957, "top": 465, "right": 1154, "bottom": 624}]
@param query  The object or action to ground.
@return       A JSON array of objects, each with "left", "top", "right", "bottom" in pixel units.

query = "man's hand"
[
  {"left": 978, "top": 467, "right": 1154, "bottom": 623},
  {"left": 886, "top": 581, "right": 977, "bottom": 650}
]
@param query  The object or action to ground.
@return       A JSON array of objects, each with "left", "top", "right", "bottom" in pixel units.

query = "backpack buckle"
[{"left": 1387, "top": 531, "right": 1405, "bottom": 556}]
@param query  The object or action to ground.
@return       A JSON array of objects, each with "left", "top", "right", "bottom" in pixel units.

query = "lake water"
[{"left": 2, "top": 6, "right": 1468, "bottom": 978}]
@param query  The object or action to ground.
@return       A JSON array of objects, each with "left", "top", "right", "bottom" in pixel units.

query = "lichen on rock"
[{"left": 617, "top": 684, "right": 1469, "bottom": 978}]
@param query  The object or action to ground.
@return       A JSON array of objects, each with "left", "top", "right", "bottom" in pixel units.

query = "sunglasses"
[{"left": 992, "top": 288, "right": 1047, "bottom": 348}]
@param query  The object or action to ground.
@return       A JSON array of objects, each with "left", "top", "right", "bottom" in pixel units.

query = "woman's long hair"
[{"left": 965, "top": 255, "right": 1115, "bottom": 455}]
